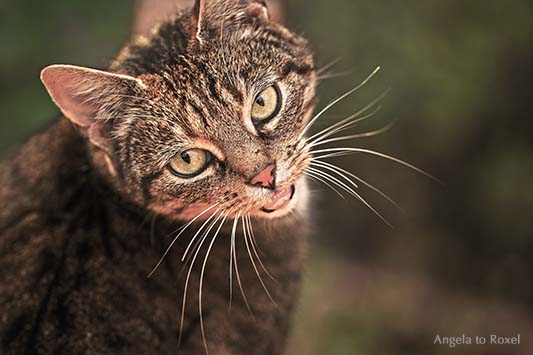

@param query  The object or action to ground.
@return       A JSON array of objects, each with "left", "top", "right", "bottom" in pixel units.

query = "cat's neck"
[{"left": 2, "top": 118, "right": 158, "bottom": 234}]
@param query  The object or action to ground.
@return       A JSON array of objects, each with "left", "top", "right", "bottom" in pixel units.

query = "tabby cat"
[
  {"left": 0, "top": 0, "right": 412, "bottom": 353},
  {"left": 0, "top": 0, "right": 317, "bottom": 354}
]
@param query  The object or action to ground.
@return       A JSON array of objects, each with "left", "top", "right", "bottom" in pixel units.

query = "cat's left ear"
[{"left": 41, "top": 64, "right": 144, "bottom": 152}]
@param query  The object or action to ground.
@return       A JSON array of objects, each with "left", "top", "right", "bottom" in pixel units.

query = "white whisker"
[
  {"left": 199, "top": 213, "right": 228, "bottom": 355},
  {"left": 232, "top": 217, "right": 254, "bottom": 318},
  {"left": 304, "top": 171, "right": 345, "bottom": 199},
  {"left": 307, "top": 89, "right": 389, "bottom": 144},
  {"left": 246, "top": 216, "right": 277, "bottom": 283},
  {"left": 312, "top": 151, "right": 353, "bottom": 160},
  {"left": 309, "top": 119, "right": 396, "bottom": 148},
  {"left": 181, "top": 210, "right": 222, "bottom": 262},
  {"left": 243, "top": 217, "right": 277, "bottom": 306},
  {"left": 309, "top": 163, "right": 358, "bottom": 189},
  {"left": 298, "top": 66, "right": 381, "bottom": 140},
  {"left": 317, "top": 70, "right": 353, "bottom": 81},
  {"left": 316, "top": 57, "right": 342, "bottom": 75},
  {"left": 308, "top": 167, "right": 391, "bottom": 227},
  {"left": 310, "top": 160, "right": 402, "bottom": 212},
  {"left": 310, "top": 147, "right": 441, "bottom": 183},
  {"left": 228, "top": 214, "right": 240, "bottom": 313},
  {"left": 178, "top": 211, "right": 224, "bottom": 347},
  {"left": 147, "top": 203, "right": 219, "bottom": 278},
  {"left": 307, "top": 105, "right": 383, "bottom": 146}
]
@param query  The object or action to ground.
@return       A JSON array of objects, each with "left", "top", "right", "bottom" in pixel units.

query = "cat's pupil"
[
  {"left": 256, "top": 96, "right": 265, "bottom": 107},
  {"left": 181, "top": 152, "right": 191, "bottom": 164}
]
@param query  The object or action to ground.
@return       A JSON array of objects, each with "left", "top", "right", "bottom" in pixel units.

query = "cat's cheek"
[
  {"left": 174, "top": 204, "right": 219, "bottom": 221},
  {"left": 149, "top": 200, "right": 185, "bottom": 217},
  {"left": 149, "top": 200, "right": 216, "bottom": 222}
]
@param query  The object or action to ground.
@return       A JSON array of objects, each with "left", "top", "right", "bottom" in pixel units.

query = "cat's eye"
[
  {"left": 251, "top": 85, "right": 281, "bottom": 126},
  {"left": 168, "top": 149, "right": 212, "bottom": 178}
]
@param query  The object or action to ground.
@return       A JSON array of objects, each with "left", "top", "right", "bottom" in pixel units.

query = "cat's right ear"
[
  {"left": 191, "top": 0, "right": 275, "bottom": 44},
  {"left": 40, "top": 65, "right": 145, "bottom": 152}
]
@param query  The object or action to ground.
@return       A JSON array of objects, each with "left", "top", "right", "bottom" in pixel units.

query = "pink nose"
[{"left": 248, "top": 164, "right": 276, "bottom": 189}]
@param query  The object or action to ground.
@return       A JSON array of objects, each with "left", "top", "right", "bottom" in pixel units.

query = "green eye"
[
  {"left": 168, "top": 149, "right": 211, "bottom": 178},
  {"left": 251, "top": 85, "right": 281, "bottom": 125}
]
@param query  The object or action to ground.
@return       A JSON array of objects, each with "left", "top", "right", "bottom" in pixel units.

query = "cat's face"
[{"left": 41, "top": 0, "right": 317, "bottom": 222}]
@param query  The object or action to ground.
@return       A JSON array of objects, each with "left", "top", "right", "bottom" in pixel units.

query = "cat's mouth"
[{"left": 260, "top": 185, "right": 295, "bottom": 213}]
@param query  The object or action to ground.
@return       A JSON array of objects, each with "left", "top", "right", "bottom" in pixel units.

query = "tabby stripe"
[
  {"left": 141, "top": 171, "right": 163, "bottom": 205},
  {"left": 208, "top": 78, "right": 224, "bottom": 105},
  {"left": 261, "top": 39, "right": 288, "bottom": 53},
  {"left": 161, "top": 74, "right": 181, "bottom": 100},
  {"left": 281, "top": 61, "right": 314, "bottom": 78},
  {"left": 240, "top": 68, "right": 251, "bottom": 81},
  {"left": 225, "top": 83, "right": 244, "bottom": 104},
  {"left": 188, "top": 99, "right": 211, "bottom": 128},
  {"left": 264, "top": 28, "right": 293, "bottom": 44},
  {"left": 194, "top": 61, "right": 226, "bottom": 104}
]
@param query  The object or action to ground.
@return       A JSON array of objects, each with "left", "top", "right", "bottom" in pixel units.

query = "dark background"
[{"left": 1, "top": 1, "right": 532, "bottom": 354}]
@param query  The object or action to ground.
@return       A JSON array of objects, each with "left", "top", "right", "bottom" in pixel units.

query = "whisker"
[
  {"left": 317, "top": 70, "right": 353, "bottom": 81},
  {"left": 147, "top": 203, "right": 219, "bottom": 278},
  {"left": 309, "top": 163, "right": 358, "bottom": 189},
  {"left": 243, "top": 217, "right": 277, "bottom": 305},
  {"left": 178, "top": 209, "right": 227, "bottom": 278},
  {"left": 308, "top": 167, "right": 391, "bottom": 227},
  {"left": 247, "top": 216, "right": 265, "bottom": 256},
  {"left": 246, "top": 216, "right": 277, "bottom": 283},
  {"left": 149, "top": 213, "right": 157, "bottom": 247},
  {"left": 228, "top": 214, "right": 240, "bottom": 313},
  {"left": 310, "top": 160, "right": 402, "bottom": 212},
  {"left": 179, "top": 218, "right": 216, "bottom": 279},
  {"left": 232, "top": 217, "right": 254, "bottom": 318},
  {"left": 307, "top": 105, "right": 383, "bottom": 146},
  {"left": 304, "top": 171, "right": 346, "bottom": 199},
  {"left": 181, "top": 210, "right": 221, "bottom": 262},
  {"left": 311, "top": 151, "right": 353, "bottom": 160},
  {"left": 136, "top": 210, "right": 154, "bottom": 232},
  {"left": 178, "top": 211, "right": 225, "bottom": 347},
  {"left": 199, "top": 212, "right": 228, "bottom": 355},
  {"left": 298, "top": 66, "right": 381, "bottom": 140},
  {"left": 316, "top": 57, "right": 342, "bottom": 75},
  {"left": 309, "top": 119, "right": 396, "bottom": 148},
  {"left": 307, "top": 89, "right": 389, "bottom": 144},
  {"left": 310, "top": 147, "right": 441, "bottom": 183}
]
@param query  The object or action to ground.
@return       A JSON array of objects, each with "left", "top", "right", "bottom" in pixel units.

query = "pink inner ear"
[
  {"left": 41, "top": 65, "right": 141, "bottom": 128},
  {"left": 247, "top": 1, "right": 270, "bottom": 22},
  {"left": 41, "top": 66, "right": 101, "bottom": 127},
  {"left": 40, "top": 64, "right": 142, "bottom": 152}
]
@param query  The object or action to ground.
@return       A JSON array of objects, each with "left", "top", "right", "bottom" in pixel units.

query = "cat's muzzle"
[{"left": 260, "top": 185, "right": 295, "bottom": 213}]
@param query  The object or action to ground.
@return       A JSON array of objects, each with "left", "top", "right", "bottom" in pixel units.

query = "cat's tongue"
[{"left": 261, "top": 185, "right": 294, "bottom": 213}]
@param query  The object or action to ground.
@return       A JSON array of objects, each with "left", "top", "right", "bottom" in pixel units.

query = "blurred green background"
[{"left": 1, "top": 1, "right": 532, "bottom": 354}]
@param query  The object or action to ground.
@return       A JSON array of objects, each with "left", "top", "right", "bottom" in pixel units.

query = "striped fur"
[{"left": 1, "top": 1, "right": 316, "bottom": 354}]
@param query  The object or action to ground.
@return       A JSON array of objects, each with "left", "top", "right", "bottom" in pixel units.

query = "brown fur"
[{"left": 0, "top": 0, "right": 317, "bottom": 354}]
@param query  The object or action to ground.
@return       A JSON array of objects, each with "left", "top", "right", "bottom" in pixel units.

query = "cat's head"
[{"left": 41, "top": 0, "right": 317, "bottom": 222}]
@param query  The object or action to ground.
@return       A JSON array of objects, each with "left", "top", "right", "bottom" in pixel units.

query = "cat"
[{"left": 0, "top": 0, "right": 317, "bottom": 354}]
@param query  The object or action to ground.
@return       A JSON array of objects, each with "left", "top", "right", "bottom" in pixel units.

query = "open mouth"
[{"left": 260, "top": 185, "right": 296, "bottom": 213}]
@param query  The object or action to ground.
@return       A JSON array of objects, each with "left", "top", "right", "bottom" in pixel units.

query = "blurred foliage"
[
  {"left": 0, "top": 0, "right": 131, "bottom": 152},
  {"left": 1, "top": 0, "right": 532, "bottom": 354}
]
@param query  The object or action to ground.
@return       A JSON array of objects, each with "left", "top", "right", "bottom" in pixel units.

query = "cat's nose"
[{"left": 248, "top": 164, "right": 276, "bottom": 189}]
